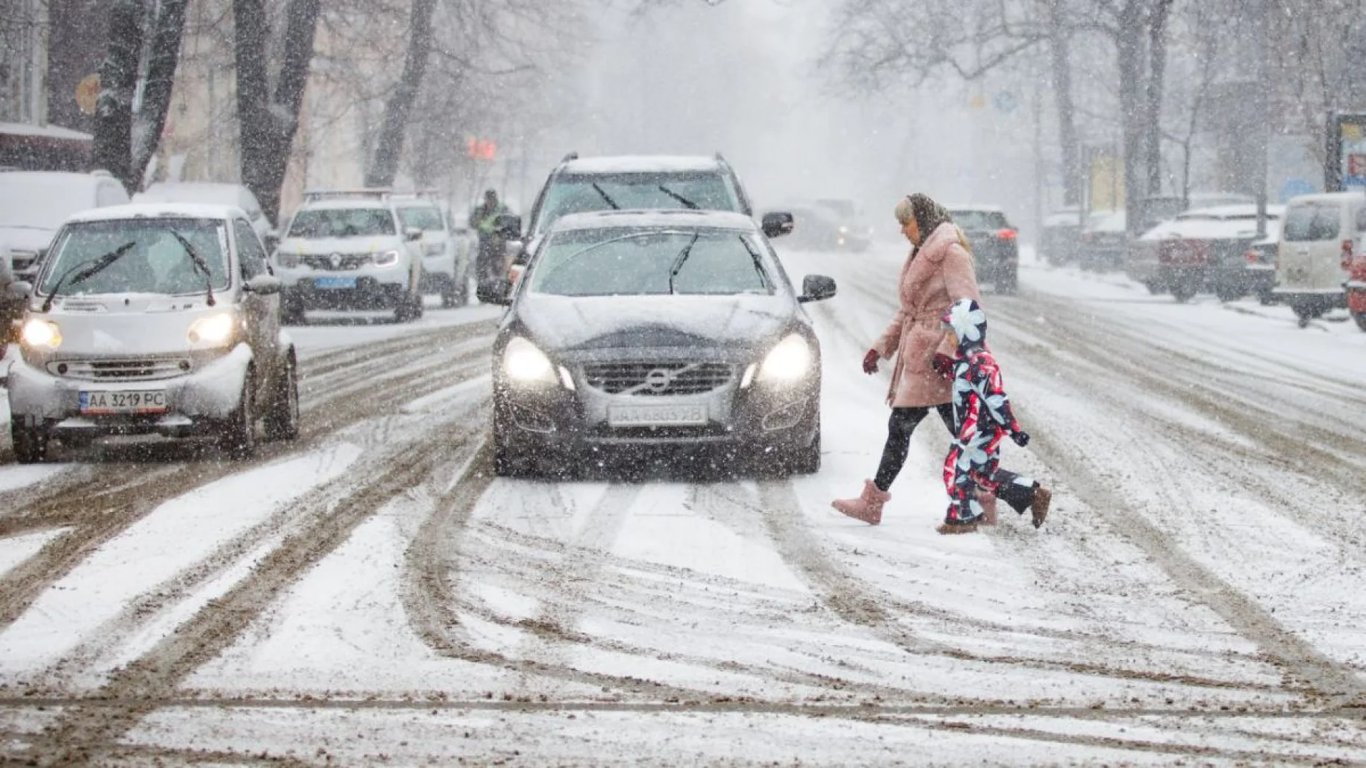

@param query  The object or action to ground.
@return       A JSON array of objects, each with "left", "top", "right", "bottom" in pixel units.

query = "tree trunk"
[
  {"left": 235, "top": 0, "right": 321, "bottom": 224},
  {"left": 1116, "top": 1, "right": 1147, "bottom": 236},
  {"left": 1047, "top": 0, "right": 1081, "bottom": 206},
  {"left": 366, "top": 0, "right": 439, "bottom": 188},
  {"left": 1143, "top": 0, "right": 1172, "bottom": 197},
  {"left": 92, "top": 0, "right": 143, "bottom": 192},
  {"left": 131, "top": 0, "right": 190, "bottom": 187}
]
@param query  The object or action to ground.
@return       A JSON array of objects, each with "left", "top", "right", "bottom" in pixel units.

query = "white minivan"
[{"left": 1273, "top": 191, "right": 1366, "bottom": 326}]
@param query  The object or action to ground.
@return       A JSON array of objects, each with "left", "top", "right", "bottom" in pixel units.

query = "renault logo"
[
  {"left": 644, "top": 369, "right": 673, "bottom": 393},
  {"left": 329, "top": 253, "right": 342, "bottom": 269}
]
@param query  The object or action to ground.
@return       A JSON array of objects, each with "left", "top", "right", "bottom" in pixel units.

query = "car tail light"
[
  {"left": 1244, "top": 249, "right": 1259, "bottom": 264},
  {"left": 996, "top": 229, "right": 1017, "bottom": 240}
]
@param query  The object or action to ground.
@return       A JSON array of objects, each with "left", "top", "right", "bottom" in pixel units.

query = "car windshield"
[
  {"left": 536, "top": 172, "right": 741, "bottom": 234},
  {"left": 951, "top": 210, "right": 1009, "bottom": 230},
  {"left": 39, "top": 218, "right": 229, "bottom": 296},
  {"left": 0, "top": 177, "right": 91, "bottom": 229},
  {"left": 1283, "top": 203, "right": 1341, "bottom": 242},
  {"left": 287, "top": 207, "right": 395, "bottom": 238},
  {"left": 530, "top": 227, "right": 772, "bottom": 297},
  {"left": 397, "top": 205, "right": 445, "bottom": 232}
]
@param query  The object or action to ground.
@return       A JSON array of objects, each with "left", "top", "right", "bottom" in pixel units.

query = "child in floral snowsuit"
[{"left": 934, "top": 298, "right": 1051, "bottom": 534}]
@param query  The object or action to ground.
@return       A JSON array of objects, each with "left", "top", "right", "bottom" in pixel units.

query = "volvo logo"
[
  {"left": 644, "top": 368, "right": 673, "bottom": 393},
  {"left": 329, "top": 252, "right": 343, "bottom": 269}
]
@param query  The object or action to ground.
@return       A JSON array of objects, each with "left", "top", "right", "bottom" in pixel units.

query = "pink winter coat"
[{"left": 873, "top": 221, "right": 982, "bottom": 408}]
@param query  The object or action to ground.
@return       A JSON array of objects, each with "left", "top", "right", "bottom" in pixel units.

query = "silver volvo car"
[
  {"left": 6, "top": 203, "right": 299, "bottom": 462},
  {"left": 483, "top": 209, "right": 835, "bottom": 477}
]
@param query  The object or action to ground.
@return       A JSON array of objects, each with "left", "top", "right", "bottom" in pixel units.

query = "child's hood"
[{"left": 941, "top": 297, "right": 988, "bottom": 353}]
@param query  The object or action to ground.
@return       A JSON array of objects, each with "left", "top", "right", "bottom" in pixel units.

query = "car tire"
[
  {"left": 440, "top": 275, "right": 457, "bottom": 308},
  {"left": 394, "top": 290, "right": 423, "bottom": 323},
  {"left": 787, "top": 428, "right": 821, "bottom": 475},
  {"left": 220, "top": 374, "right": 258, "bottom": 459},
  {"left": 1170, "top": 283, "right": 1196, "bottom": 303},
  {"left": 264, "top": 359, "right": 300, "bottom": 441},
  {"left": 1354, "top": 312, "right": 1366, "bottom": 332},
  {"left": 1214, "top": 284, "right": 1243, "bottom": 303},
  {"left": 1143, "top": 281, "right": 1162, "bottom": 295},
  {"left": 1257, "top": 288, "right": 1275, "bottom": 306},
  {"left": 11, "top": 421, "right": 47, "bottom": 464}
]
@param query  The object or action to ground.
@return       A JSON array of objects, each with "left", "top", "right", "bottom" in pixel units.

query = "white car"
[
  {"left": 7, "top": 203, "right": 298, "bottom": 462},
  {"left": 271, "top": 190, "right": 425, "bottom": 324},
  {"left": 391, "top": 193, "right": 472, "bottom": 307},
  {"left": 134, "top": 181, "right": 273, "bottom": 244},
  {"left": 1273, "top": 191, "right": 1366, "bottom": 325},
  {"left": 1, "top": 170, "right": 130, "bottom": 336}
]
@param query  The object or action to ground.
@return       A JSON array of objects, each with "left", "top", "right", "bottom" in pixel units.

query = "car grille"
[
  {"left": 583, "top": 361, "right": 733, "bottom": 396},
  {"left": 301, "top": 253, "right": 370, "bottom": 271},
  {"left": 48, "top": 357, "right": 189, "bottom": 381}
]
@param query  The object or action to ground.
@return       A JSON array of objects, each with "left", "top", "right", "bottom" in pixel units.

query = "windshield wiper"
[
  {"left": 736, "top": 235, "right": 770, "bottom": 290},
  {"left": 41, "top": 241, "right": 136, "bottom": 311},
  {"left": 169, "top": 229, "right": 216, "bottom": 306},
  {"left": 590, "top": 182, "right": 620, "bottom": 209},
  {"left": 657, "top": 184, "right": 699, "bottom": 209},
  {"left": 667, "top": 233, "right": 701, "bottom": 295}
]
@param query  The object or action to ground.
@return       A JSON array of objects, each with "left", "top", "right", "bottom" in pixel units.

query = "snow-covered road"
[{"left": 1, "top": 248, "right": 1364, "bottom": 765}]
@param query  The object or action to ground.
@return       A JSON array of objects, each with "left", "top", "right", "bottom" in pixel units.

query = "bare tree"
[{"left": 365, "top": 0, "right": 437, "bottom": 187}]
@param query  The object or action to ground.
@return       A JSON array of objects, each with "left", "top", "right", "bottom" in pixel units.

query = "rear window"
[
  {"left": 288, "top": 208, "right": 395, "bottom": 238},
  {"left": 534, "top": 172, "right": 742, "bottom": 236},
  {"left": 1283, "top": 203, "right": 1341, "bottom": 242},
  {"left": 951, "top": 210, "right": 1009, "bottom": 230},
  {"left": 397, "top": 205, "right": 445, "bottom": 232}
]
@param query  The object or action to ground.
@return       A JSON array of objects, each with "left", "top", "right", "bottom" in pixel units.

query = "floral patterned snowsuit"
[{"left": 939, "top": 299, "right": 1030, "bottom": 526}]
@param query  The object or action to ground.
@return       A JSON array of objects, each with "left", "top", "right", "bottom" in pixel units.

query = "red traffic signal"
[{"left": 466, "top": 137, "right": 497, "bottom": 161}]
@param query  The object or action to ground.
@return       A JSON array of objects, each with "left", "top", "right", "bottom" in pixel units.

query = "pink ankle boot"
[{"left": 832, "top": 480, "right": 890, "bottom": 525}]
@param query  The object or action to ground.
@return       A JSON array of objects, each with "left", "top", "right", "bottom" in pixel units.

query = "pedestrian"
[
  {"left": 469, "top": 189, "right": 509, "bottom": 285},
  {"left": 935, "top": 297, "right": 1051, "bottom": 534},
  {"left": 831, "top": 193, "right": 982, "bottom": 526}
]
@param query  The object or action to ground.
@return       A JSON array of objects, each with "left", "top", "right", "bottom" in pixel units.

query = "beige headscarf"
[{"left": 894, "top": 193, "right": 972, "bottom": 256}]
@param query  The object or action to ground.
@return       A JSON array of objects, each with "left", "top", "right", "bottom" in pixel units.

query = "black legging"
[{"left": 873, "top": 404, "right": 954, "bottom": 492}]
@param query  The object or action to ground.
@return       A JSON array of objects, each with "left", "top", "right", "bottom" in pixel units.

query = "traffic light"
[{"left": 466, "top": 137, "right": 497, "bottom": 161}]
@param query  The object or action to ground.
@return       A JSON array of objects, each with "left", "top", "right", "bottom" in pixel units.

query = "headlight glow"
[
  {"left": 503, "top": 337, "right": 556, "bottom": 385},
  {"left": 758, "top": 334, "right": 812, "bottom": 384},
  {"left": 188, "top": 313, "right": 237, "bottom": 345},
  {"left": 21, "top": 319, "right": 61, "bottom": 349},
  {"left": 373, "top": 249, "right": 401, "bottom": 267}
]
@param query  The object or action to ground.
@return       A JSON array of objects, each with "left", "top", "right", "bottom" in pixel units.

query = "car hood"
[
  {"left": 278, "top": 236, "right": 405, "bottom": 255},
  {"left": 26, "top": 293, "right": 229, "bottom": 357},
  {"left": 0, "top": 225, "right": 56, "bottom": 253},
  {"left": 516, "top": 294, "right": 794, "bottom": 353}
]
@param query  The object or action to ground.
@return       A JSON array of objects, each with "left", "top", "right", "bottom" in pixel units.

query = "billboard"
[{"left": 1326, "top": 112, "right": 1366, "bottom": 192}]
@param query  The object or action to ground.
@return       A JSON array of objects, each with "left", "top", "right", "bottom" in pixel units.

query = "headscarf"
[{"left": 894, "top": 193, "right": 970, "bottom": 258}]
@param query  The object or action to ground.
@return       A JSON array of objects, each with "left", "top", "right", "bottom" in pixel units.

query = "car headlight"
[
  {"left": 21, "top": 318, "right": 61, "bottom": 349},
  {"left": 758, "top": 333, "right": 812, "bottom": 384},
  {"left": 503, "top": 336, "right": 557, "bottom": 386},
  {"left": 373, "top": 249, "right": 401, "bottom": 267},
  {"left": 187, "top": 312, "right": 238, "bottom": 346}
]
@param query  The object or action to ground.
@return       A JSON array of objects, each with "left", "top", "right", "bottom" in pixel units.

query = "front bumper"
[
  {"left": 7, "top": 344, "right": 252, "bottom": 438},
  {"left": 283, "top": 277, "right": 409, "bottom": 310},
  {"left": 1269, "top": 287, "right": 1346, "bottom": 309}
]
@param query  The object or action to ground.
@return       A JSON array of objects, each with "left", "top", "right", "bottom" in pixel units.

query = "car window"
[
  {"left": 287, "top": 207, "right": 395, "bottom": 238},
  {"left": 1283, "top": 203, "right": 1341, "bottom": 242},
  {"left": 535, "top": 172, "right": 742, "bottom": 236},
  {"left": 233, "top": 219, "right": 267, "bottom": 279},
  {"left": 397, "top": 205, "right": 445, "bottom": 232},
  {"left": 530, "top": 227, "right": 772, "bottom": 297},
  {"left": 40, "top": 217, "right": 230, "bottom": 296},
  {"left": 950, "top": 210, "right": 1009, "bottom": 230}
]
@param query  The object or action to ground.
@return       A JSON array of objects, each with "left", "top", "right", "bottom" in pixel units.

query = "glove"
[
  {"left": 1011, "top": 431, "right": 1030, "bottom": 447},
  {"left": 932, "top": 353, "right": 954, "bottom": 378},
  {"left": 862, "top": 348, "right": 880, "bottom": 375}
]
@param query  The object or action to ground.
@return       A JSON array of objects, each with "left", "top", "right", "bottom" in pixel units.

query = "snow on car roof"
[
  {"left": 1140, "top": 213, "right": 1282, "bottom": 241},
  {"left": 294, "top": 198, "right": 396, "bottom": 211},
  {"left": 560, "top": 155, "right": 722, "bottom": 174},
  {"left": 65, "top": 202, "right": 243, "bottom": 223},
  {"left": 550, "top": 209, "right": 755, "bottom": 232}
]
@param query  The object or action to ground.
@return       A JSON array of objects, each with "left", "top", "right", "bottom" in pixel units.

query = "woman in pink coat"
[{"left": 832, "top": 193, "right": 982, "bottom": 525}]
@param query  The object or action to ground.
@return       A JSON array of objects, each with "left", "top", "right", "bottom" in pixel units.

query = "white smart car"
[{"left": 6, "top": 203, "right": 299, "bottom": 462}]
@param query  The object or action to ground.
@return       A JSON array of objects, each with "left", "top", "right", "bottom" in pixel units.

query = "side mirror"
[
  {"left": 495, "top": 213, "right": 522, "bottom": 238},
  {"left": 244, "top": 274, "right": 282, "bottom": 295},
  {"left": 762, "top": 211, "right": 795, "bottom": 238},
  {"left": 6, "top": 280, "right": 32, "bottom": 301},
  {"left": 476, "top": 279, "right": 513, "bottom": 306},
  {"left": 405, "top": 227, "right": 423, "bottom": 242},
  {"left": 797, "top": 274, "right": 836, "bottom": 303}
]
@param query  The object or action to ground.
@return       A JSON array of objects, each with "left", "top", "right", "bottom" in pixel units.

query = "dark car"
[
  {"left": 948, "top": 206, "right": 1019, "bottom": 293},
  {"left": 782, "top": 204, "right": 870, "bottom": 252},
  {"left": 482, "top": 209, "right": 835, "bottom": 478}
]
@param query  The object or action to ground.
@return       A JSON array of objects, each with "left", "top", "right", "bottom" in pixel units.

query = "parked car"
[
  {"left": 1136, "top": 192, "right": 1254, "bottom": 234},
  {"left": 133, "top": 182, "right": 273, "bottom": 244},
  {"left": 271, "top": 189, "right": 425, "bottom": 324},
  {"left": 811, "top": 197, "right": 873, "bottom": 251},
  {"left": 6, "top": 203, "right": 298, "bottom": 462},
  {"left": 947, "top": 205, "right": 1018, "bottom": 293},
  {"left": 1041, "top": 207, "right": 1083, "bottom": 265},
  {"left": 1127, "top": 204, "right": 1283, "bottom": 302},
  {"left": 1, "top": 170, "right": 130, "bottom": 338},
  {"left": 482, "top": 209, "right": 835, "bottom": 478},
  {"left": 782, "top": 202, "right": 870, "bottom": 252},
  {"left": 1079, "top": 209, "right": 1127, "bottom": 271},
  {"left": 390, "top": 191, "right": 472, "bottom": 308},
  {"left": 1272, "top": 191, "right": 1366, "bottom": 326},
  {"left": 494, "top": 153, "right": 794, "bottom": 293}
]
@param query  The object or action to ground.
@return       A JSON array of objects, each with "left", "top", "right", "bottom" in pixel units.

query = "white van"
[{"left": 1273, "top": 191, "right": 1366, "bottom": 325}]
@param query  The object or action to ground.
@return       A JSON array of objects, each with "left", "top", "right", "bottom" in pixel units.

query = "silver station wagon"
[{"left": 6, "top": 203, "right": 299, "bottom": 462}]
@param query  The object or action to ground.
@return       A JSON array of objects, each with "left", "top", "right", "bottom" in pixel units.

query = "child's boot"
[
  {"left": 832, "top": 480, "right": 890, "bottom": 525},
  {"left": 1031, "top": 485, "right": 1052, "bottom": 528}
]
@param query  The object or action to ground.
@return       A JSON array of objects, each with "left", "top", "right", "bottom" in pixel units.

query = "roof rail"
[
  {"left": 560, "top": 151, "right": 579, "bottom": 163},
  {"left": 302, "top": 188, "right": 392, "bottom": 202}
]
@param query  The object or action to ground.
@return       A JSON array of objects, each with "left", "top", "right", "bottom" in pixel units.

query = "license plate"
[
  {"left": 315, "top": 276, "right": 357, "bottom": 289},
  {"left": 79, "top": 389, "right": 168, "bottom": 415},
  {"left": 607, "top": 404, "right": 707, "bottom": 428}
]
